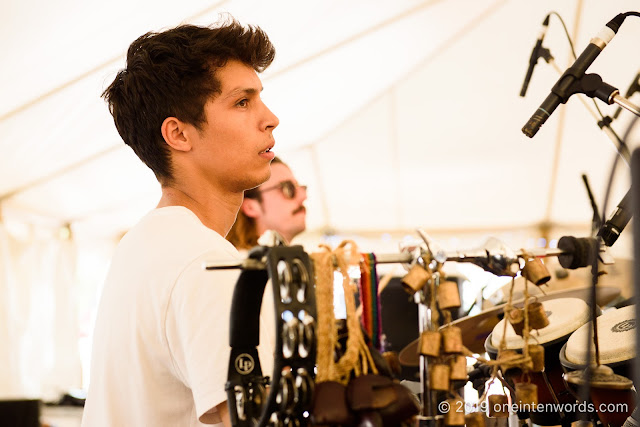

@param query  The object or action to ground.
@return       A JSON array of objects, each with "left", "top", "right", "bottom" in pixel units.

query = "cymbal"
[{"left": 398, "top": 285, "right": 621, "bottom": 367}]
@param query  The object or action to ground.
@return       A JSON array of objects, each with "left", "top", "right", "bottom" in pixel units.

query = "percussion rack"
[
  {"left": 370, "top": 239, "right": 600, "bottom": 426},
  {"left": 205, "top": 233, "right": 614, "bottom": 427},
  {"left": 205, "top": 245, "right": 599, "bottom": 271}
]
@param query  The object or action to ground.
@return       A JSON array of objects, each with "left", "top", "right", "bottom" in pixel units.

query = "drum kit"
[{"left": 397, "top": 274, "right": 636, "bottom": 427}]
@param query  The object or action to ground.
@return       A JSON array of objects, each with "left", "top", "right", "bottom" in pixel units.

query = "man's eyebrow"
[{"left": 224, "top": 87, "right": 263, "bottom": 99}]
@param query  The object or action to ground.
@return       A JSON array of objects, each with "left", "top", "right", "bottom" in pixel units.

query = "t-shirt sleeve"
[{"left": 164, "top": 254, "right": 240, "bottom": 422}]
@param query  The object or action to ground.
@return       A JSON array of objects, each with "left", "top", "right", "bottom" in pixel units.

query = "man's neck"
[{"left": 157, "top": 184, "right": 242, "bottom": 237}]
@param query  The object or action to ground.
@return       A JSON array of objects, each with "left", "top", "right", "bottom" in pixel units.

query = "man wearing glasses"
[{"left": 227, "top": 157, "right": 307, "bottom": 249}]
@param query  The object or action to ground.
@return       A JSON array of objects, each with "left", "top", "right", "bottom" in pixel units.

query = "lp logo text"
[{"left": 235, "top": 354, "right": 255, "bottom": 374}]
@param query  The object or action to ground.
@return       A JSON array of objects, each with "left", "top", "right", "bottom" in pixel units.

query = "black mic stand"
[
  {"left": 546, "top": 58, "right": 632, "bottom": 166},
  {"left": 547, "top": 69, "right": 637, "bottom": 119},
  {"left": 630, "top": 140, "right": 640, "bottom": 424},
  {"left": 417, "top": 272, "right": 440, "bottom": 427},
  {"left": 581, "top": 174, "right": 602, "bottom": 234}
]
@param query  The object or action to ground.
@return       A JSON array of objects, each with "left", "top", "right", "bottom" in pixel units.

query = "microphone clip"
[
  {"left": 551, "top": 70, "right": 619, "bottom": 106},
  {"left": 537, "top": 47, "right": 553, "bottom": 64}
]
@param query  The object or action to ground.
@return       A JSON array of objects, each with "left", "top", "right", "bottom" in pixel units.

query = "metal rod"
[
  {"left": 204, "top": 245, "right": 580, "bottom": 271},
  {"left": 374, "top": 252, "right": 413, "bottom": 264},
  {"left": 375, "top": 247, "right": 565, "bottom": 265},
  {"left": 612, "top": 93, "right": 640, "bottom": 118},
  {"left": 204, "top": 259, "right": 265, "bottom": 270}
]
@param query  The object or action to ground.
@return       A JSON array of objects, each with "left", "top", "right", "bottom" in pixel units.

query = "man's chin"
[{"left": 289, "top": 222, "right": 306, "bottom": 238}]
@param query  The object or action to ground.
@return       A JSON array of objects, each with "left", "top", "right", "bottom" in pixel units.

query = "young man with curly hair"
[{"left": 82, "top": 19, "right": 279, "bottom": 426}]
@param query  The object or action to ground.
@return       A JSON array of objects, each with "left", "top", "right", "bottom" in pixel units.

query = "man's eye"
[{"left": 237, "top": 99, "right": 248, "bottom": 107}]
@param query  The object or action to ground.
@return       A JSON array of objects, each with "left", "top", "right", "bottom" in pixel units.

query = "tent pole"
[
  {"left": 543, "top": 0, "right": 585, "bottom": 232},
  {"left": 263, "top": 0, "right": 448, "bottom": 82},
  {"left": 285, "top": 0, "right": 509, "bottom": 156},
  {"left": 390, "top": 89, "right": 404, "bottom": 225},
  {"left": 309, "top": 145, "right": 332, "bottom": 231},
  {"left": 6, "top": 0, "right": 510, "bottom": 202}
]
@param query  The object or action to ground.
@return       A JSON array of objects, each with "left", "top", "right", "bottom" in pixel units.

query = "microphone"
[
  {"left": 612, "top": 71, "right": 640, "bottom": 119},
  {"left": 520, "top": 15, "right": 550, "bottom": 97},
  {"left": 597, "top": 188, "right": 632, "bottom": 247},
  {"left": 522, "top": 14, "right": 626, "bottom": 138}
]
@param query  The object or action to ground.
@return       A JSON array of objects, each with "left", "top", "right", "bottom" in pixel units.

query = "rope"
[
  {"left": 493, "top": 270, "right": 536, "bottom": 374},
  {"left": 311, "top": 241, "right": 378, "bottom": 385},
  {"left": 311, "top": 249, "right": 338, "bottom": 383}
]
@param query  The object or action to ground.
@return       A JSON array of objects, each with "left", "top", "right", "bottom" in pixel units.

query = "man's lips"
[
  {"left": 259, "top": 143, "right": 275, "bottom": 154},
  {"left": 293, "top": 205, "right": 306, "bottom": 215}
]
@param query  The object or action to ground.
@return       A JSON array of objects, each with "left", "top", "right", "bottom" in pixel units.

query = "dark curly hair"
[{"left": 102, "top": 18, "right": 276, "bottom": 184}]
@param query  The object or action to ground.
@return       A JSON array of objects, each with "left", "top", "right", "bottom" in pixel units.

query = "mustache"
[{"left": 292, "top": 205, "right": 306, "bottom": 215}]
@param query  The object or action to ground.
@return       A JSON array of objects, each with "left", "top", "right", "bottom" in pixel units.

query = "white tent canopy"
[
  {"left": 2, "top": 0, "right": 640, "bottom": 250},
  {"left": 1, "top": 0, "right": 640, "bottom": 402}
]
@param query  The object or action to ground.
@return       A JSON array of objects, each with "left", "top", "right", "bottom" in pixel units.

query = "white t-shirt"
[{"left": 82, "top": 206, "right": 274, "bottom": 426}]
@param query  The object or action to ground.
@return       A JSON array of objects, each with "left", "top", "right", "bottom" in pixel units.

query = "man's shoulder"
[
  {"left": 130, "top": 206, "right": 211, "bottom": 235},
  {"left": 111, "top": 206, "right": 240, "bottom": 277},
  {"left": 125, "top": 207, "right": 232, "bottom": 251}
]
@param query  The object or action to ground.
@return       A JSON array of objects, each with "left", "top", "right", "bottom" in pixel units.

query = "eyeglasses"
[{"left": 258, "top": 180, "right": 307, "bottom": 199}]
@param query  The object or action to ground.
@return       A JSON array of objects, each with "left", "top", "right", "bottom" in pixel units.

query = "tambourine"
[{"left": 226, "top": 244, "right": 317, "bottom": 427}]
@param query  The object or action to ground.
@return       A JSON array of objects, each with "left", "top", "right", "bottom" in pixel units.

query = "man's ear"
[
  {"left": 161, "top": 117, "right": 192, "bottom": 152},
  {"left": 241, "top": 198, "right": 263, "bottom": 219}
]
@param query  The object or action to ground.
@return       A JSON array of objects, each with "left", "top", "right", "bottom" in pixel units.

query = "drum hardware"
[
  {"left": 387, "top": 231, "right": 614, "bottom": 276},
  {"left": 416, "top": 265, "right": 441, "bottom": 425},
  {"left": 206, "top": 229, "right": 627, "bottom": 427}
]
